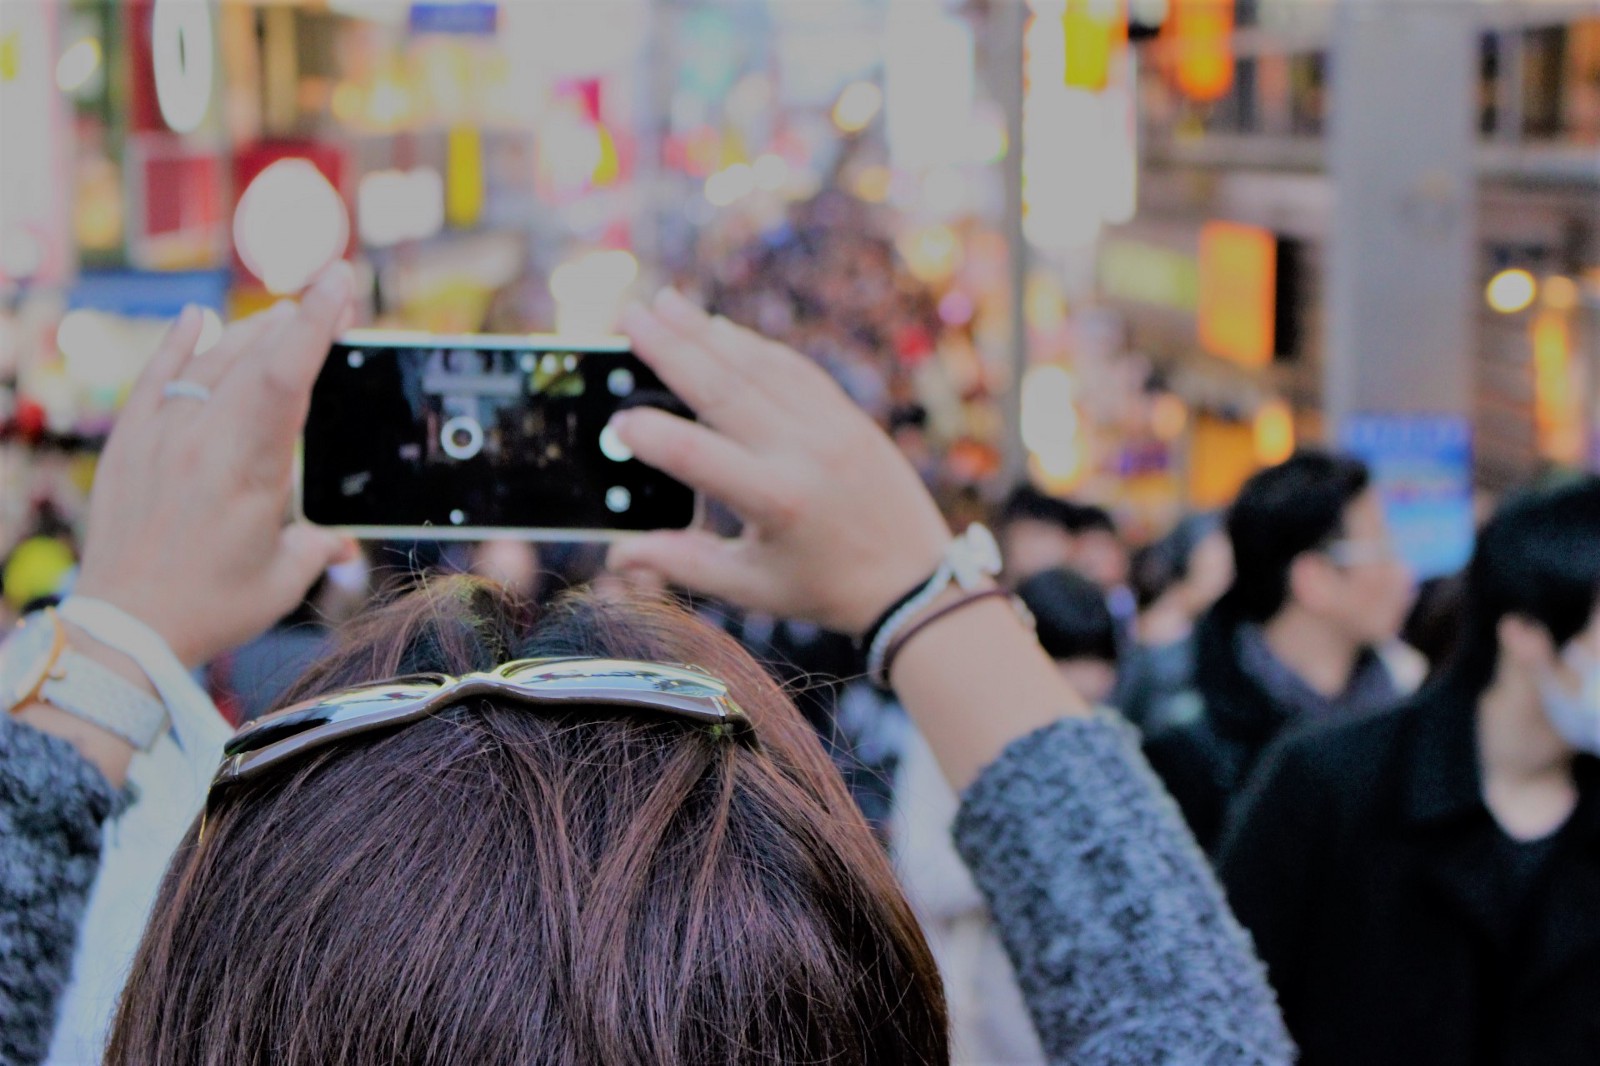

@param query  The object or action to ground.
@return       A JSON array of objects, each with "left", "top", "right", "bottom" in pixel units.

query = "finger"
[
  {"left": 329, "top": 534, "right": 361, "bottom": 565},
  {"left": 654, "top": 290, "right": 799, "bottom": 393},
  {"left": 656, "top": 292, "right": 784, "bottom": 379},
  {"left": 606, "top": 530, "right": 762, "bottom": 606},
  {"left": 653, "top": 290, "right": 844, "bottom": 421},
  {"left": 609, "top": 408, "right": 798, "bottom": 529},
  {"left": 267, "top": 522, "right": 355, "bottom": 612},
  {"left": 170, "top": 301, "right": 294, "bottom": 390},
  {"left": 217, "top": 260, "right": 354, "bottom": 467},
  {"left": 120, "top": 305, "right": 205, "bottom": 423},
  {"left": 619, "top": 302, "right": 773, "bottom": 440}
]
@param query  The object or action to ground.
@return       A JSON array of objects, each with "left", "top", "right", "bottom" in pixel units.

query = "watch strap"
[
  {"left": 37, "top": 646, "right": 172, "bottom": 750},
  {"left": 57, "top": 596, "right": 232, "bottom": 758}
]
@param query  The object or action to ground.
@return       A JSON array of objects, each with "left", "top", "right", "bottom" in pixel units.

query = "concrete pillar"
[{"left": 1324, "top": 1, "right": 1478, "bottom": 425}]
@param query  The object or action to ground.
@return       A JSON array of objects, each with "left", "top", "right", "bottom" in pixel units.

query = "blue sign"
[
  {"left": 1339, "top": 414, "right": 1475, "bottom": 580},
  {"left": 68, "top": 270, "right": 230, "bottom": 317},
  {"left": 409, "top": 2, "right": 497, "bottom": 36}
]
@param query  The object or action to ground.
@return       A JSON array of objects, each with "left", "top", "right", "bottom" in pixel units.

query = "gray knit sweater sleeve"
[
  {"left": 952, "top": 712, "right": 1295, "bottom": 1065},
  {"left": 0, "top": 715, "right": 126, "bottom": 1066}
]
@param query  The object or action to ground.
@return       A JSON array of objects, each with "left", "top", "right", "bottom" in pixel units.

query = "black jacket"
[
  {"left": 1142, "top": 606, "right": 1402, "bottom": 853},
  {"left": 1218, "top": 685, "right": 1600, "bottom": 1066},
  {"left": 1141, "top": 610, "right": 1277, "bottom": 851}
]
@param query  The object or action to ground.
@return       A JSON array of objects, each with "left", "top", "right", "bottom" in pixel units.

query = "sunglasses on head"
[{"left": 211, "top": 657, "right": 753, "bottom": 797}]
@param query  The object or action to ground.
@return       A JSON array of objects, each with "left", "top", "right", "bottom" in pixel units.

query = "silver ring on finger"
[{"left": 161, "top": 380, "right": 212, "bottom": 404}]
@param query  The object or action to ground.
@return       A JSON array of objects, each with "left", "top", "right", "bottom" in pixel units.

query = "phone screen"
[{"left": 300, "top": 335, "right": 697, "bottom": 537}]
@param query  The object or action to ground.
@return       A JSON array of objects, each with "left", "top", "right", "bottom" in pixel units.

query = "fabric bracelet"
[
  {"left": 856, "top": 575, "right": 937, "bottom": 659},
  {"left": 866, "top": 565, "right": 954, "bottom": 689},
  {"left": 879, "top": 588, "right": 1020, "bottom": 690}
]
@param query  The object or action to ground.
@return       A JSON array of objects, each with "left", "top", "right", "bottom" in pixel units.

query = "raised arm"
[
  {"left": 0, "top": 267, "right": 357, "bottom": 1063},
  {"left": 607, "top": 291, "right": 1293, "bottom": 1062}
]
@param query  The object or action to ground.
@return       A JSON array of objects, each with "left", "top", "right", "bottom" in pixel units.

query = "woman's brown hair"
[{"left": 108, "top": 577, "right": 948, "bottom": 1064}]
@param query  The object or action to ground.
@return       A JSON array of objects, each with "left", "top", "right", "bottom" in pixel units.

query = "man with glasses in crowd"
[{"left": 1144, "top": 450, "right": 1421, "bottom": 853}]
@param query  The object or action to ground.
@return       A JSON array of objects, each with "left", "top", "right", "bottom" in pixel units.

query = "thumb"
[
  {"left": 606, "top": 531, "right": 761, "bottom": 608},
  {"left": 271, "top": 522, "right": 352, "bottom": 602}
]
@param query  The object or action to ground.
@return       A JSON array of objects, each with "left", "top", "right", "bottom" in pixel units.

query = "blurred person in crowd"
[
  {"left": 210, "top": 579, "right": 334, "bottom": 725},
  {"left": 889, "top": 402, "right": 939, "bottom": 489},
  {"left": 1067, "top": 503, "right": 1137, "bottom": 645},
  {"left": 469, "top": 538, "right": 545, "bottom": 601},
  {"left": 995, "top": 485, "right": 1080, "bottom": 585},
  {"left": 209, "top": 555, "right": 371, "bottom": 724},
  {"left": 1220, "top": 478, "right": 1600, "bottom": 1066},
  {"left": 1018, "top": 567, "right": 1122, "bottom": 705},
  {"left": 0, "top": 275, "right": 1291, "bottom": 1065},
  {"left": 1117, "top": 514, "right": 1234, "bottom": 734},
  {"left": 893, "top": 567, "right": 1123, "bottom": 1066},
  {"left": 1402, "top": 572, "right": 1468, "bottom": 682},
  {"left": 1068, "top": 504, "right": 1132, "bottom": 597},
  {"left": 1144, "top": 450, "right": 1420, "bottom": 852}
]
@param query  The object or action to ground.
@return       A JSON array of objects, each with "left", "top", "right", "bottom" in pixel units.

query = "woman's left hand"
[{"left": 74, "top": 263, "right": 358, "bottom": 667}]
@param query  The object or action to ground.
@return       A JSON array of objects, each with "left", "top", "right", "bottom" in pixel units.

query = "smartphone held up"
[{"left": 299, "top": 331, "right": 699, "bottom": 540}]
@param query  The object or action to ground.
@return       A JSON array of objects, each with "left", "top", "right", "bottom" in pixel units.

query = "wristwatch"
[{"left": 1, "top": 608, "right": 171, "bottom": 750}]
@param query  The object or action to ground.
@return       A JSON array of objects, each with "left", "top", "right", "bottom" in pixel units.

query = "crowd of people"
[{"left": 2, "top": 263, "right": 1599, "bottom": 1066}]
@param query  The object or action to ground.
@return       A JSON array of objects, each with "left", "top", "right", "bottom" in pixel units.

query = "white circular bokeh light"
[{"left": 233, "top": 159, "right": 349, "bottom": 295}]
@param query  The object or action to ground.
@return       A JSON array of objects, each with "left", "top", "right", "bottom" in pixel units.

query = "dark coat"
[
  {"left": 1218, "top": 684, "right": 1600, "bottom": 1066},
  {"left": 1142, "top": 607, "right": 1405, "bottom": 853},
  {"left": 1142, "top": 610, "right": 1281, "bottom": 851}
]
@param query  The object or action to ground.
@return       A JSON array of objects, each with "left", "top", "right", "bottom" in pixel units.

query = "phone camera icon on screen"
[
  {"left": 440, "top": 416, "right": 485, "bottom": 461},
  {"left": 598, "top": 424, "right": 633, "bottom": 463}
]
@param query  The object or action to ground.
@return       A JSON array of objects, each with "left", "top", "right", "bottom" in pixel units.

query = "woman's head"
[{"left": 109, "top": 577, "right": 947, "bottom": 1065}]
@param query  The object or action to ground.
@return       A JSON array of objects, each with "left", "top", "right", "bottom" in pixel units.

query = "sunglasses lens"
[
  {"left": 498, "top": 660, "right": 727, "bottom": 700},
  {"left": 225, "top": 681, "right": 444, "bottom": 757}
]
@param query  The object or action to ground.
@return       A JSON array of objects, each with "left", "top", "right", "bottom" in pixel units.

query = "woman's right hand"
[
  {"left": 607, "top": 290, "right": 952, "bottom": 639},
  {"left": 610, "top": 291, "right": 1083, "bottom": 791}
]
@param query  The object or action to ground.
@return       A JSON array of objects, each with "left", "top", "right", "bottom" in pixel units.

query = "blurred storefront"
[
  {"left": 1043, "top": 0, "right": 1593, "bottom": 563},
  {"left": 1, "top": 0, "right": 1027, "bottom": 569},
  {"left": 1095, "top": 0, "right": 1600, "bottom": 524},
  {"left": 4, "top": 0, "right": 1597, "bottom": 576}
]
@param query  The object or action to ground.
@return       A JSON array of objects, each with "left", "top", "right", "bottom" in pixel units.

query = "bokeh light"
[
  {"left": 832, "top": 81, "right": 883, "bottom": 134},
  {"left": 233, "top": 159, "right": 349, "bottom": 295},
  {"left": 1485, "top": 268, "right": 1537, "bottom": 314}
]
